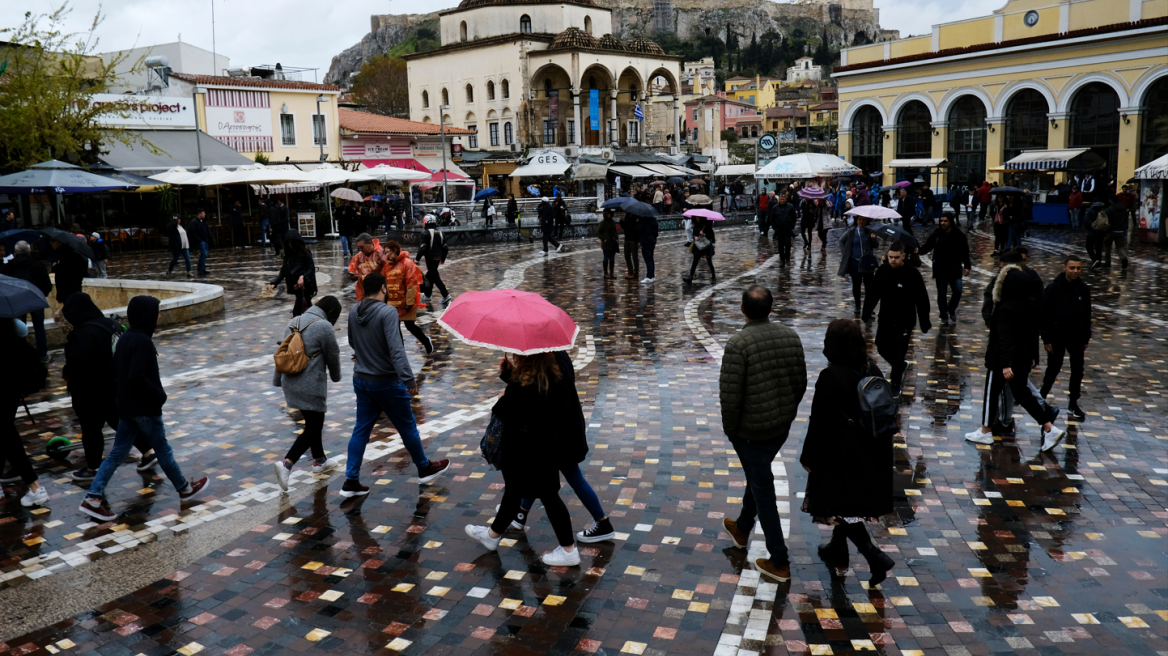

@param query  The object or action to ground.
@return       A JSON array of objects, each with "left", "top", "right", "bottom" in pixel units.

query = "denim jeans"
[
  {"left": 260, "top": 218, "right": 270, "bottom": 245},
  {"left": 347, "top": 378, "right": 428, "bottom": 480},
  {"left": 340, "top": 235, "right": 352, "bottom": 258},
  {"left": 197, "top": 242, "right": 208, "bottom": 274},
  {"left": 168, "top": 249, "right": 190, "bottom": 273},
  {"left": 641, "top": 243, "right": 656, "bottom": 279},
  {"left": 936, "top": 277, "right": 963, "bottom": 317},
  {"left": 86, "top": 415, "right": 188, "bottom": 499},
  {"left": 732, "top": 436, "right": 789, "bottom": 565},
  {"left": 1006, "top": 225, "right": 1022, "bottom": 250},
  {"left": 521, "top": 463, "right": 605, "bottom": 521}
]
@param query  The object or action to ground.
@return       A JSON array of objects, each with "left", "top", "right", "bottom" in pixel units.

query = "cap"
[
  {"left": 91, "top": 232, "right": 100, "bottom": 239},
  {"left": 541, "top": 196, "right": 549, "bottom": 202}
]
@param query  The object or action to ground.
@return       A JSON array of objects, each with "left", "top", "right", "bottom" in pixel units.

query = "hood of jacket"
[
  {"left": 127, "top": 295, "right": 161, "bottom": 335},
  {"left": 356, "top": 297, "right": 391, "bottom": 326},
  {"left": 992, "top": 264, "right": 1029, "bottom": 304},
  {"left": 62, "top": 292, "right": 106, "bottom": 327}
]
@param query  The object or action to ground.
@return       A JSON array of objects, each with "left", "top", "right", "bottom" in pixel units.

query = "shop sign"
[
  {"left": 205, "top": 106, "right": 272, "bottom": 138},
  {"left": 414, "top": 140, "right": 444, "bottom": 156},
  {"left": 86, "top": 93, "right": 196, "bottom": 129},
  {"left": 451, "top": 143, "right": 463, "bottom": 162},
  {"left": 531, "top": 151, "right": 565, "bottom": 166},
  {"left": 364, "top": 143, "right": 393, "bottom": 157}
]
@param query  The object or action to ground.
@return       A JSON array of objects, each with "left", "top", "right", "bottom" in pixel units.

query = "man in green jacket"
[{"left": 718, "top": 285, "right": 807, "bottom": 582}]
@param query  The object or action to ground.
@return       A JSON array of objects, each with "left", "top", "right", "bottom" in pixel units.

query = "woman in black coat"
[
  {"left": 682, "top": 216, "right": 715, "bottom": 284},
  {"left": 465, "top": 350, "right": 588, "bottom": 567},
  {"left": 800, "top": 319, "right": 896, "bottom": 585},
  {"left": 268, "top": 229, "right": 317, "bottom": 317}
]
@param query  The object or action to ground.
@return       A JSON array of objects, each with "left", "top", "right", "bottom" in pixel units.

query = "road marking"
[{"left": 684, "top": 257, "right": 779, "bottom": 361}]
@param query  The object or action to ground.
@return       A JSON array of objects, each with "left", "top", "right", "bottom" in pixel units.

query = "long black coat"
[
  {"left": 800, "top": 361, "right": 894, "bottom": 518},
  {"left": 1041, "top": 273, "right": 1091, "bottom": 346},
  {"left": 62, "top": 293, "right": 119, "bottom": 406},
  {"left": 917, "top": 226, "right": 971, "bottom": 280},
  {"left": 492, "top": 351, "right": 587, "bottom": 497},
  {"left": 862, "top": 262, "right": 931, "bottom": 336}
]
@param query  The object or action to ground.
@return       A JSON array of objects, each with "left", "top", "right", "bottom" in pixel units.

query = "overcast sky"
[{"left": 1, "top": 0, "right": 1004, "bottom": 79}]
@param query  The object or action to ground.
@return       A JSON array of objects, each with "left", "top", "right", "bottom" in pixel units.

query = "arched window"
[
  {"left": 544, "top": 78, "right": 553, "bottom": 98},
  {"left": 850, "top": 105, "right": 883, "bottom": 175},
  {"left": 460, "top": 21, "right": 467, "bottom": 42},
  {"left": 504, "top": 121, "right": 514, "bottom": 145},
  {"left": 501, "top": 79, "right": 510, "bottom": 99},
  {"left": 1004, "top": 89, "right": 1048, "bottom": 163},
  {"left": 487, "top": 80, "right": 495, "bottom": 101},
  {"left": 588, "top": 75, "right": 597, "bottom": 89},
  {"left": 421, "top": 90, "right": 429, "bottom": 108},
  {"left": 1069, "top": 82, "right": 1120, "bottom": 176},
  {"left": 441, "top": 88, "right": 449, "bottom": 106},
  {"left": 1139, "top": 77, "right": 1168, "bottom": 166},
  {"left": 520, "top": 14, "right": 531, "bottom": 34},
  {"left": 947, "top": 96, "right": 987, "bottom": 186},
  {"left": 466, "top": 84, "right": 474, "bottom": 103},
  {"left": 584, "top": 15, "right": 592, "bottom": 35},
  {"left": 896, "top": 100, "right": 931, "bottom": 160}
]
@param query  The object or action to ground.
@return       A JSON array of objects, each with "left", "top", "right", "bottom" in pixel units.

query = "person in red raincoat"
[
  {"left": 381, "top": 239, "right": 433, "bottom": 354},
  {"left": 347, "top": 233, "right": 387, "bottom": 301}
]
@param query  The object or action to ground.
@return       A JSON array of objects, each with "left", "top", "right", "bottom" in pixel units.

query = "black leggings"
[
  {"left": 284, "top": 409, "right": 326, "bottom": 464},
  {"left": 801, "top": 224, "right": 814, "bottom": 246},
  {"left": 493, "top": 482, "right": 575, "bottom": 547},
  {"left": 0, "top": 396, "right": 37, "bottom": 485},
  {"left": 75, "top": 400, "right": 150, "bottom": 470},
  {"left": 402, "top": 320, "right": 429, "bottom": 346},
  {"left": 688, "top": 251, "right": 714, "bottom": 278},
  {"left": 818, "top": 228, "right": 829, "bottom": 248},
  {"left": 850, "top": 272, "right": 873, "bottom": 311},
  {"left": 993, "top": 223, "right": 1008, "bottom": 251}
]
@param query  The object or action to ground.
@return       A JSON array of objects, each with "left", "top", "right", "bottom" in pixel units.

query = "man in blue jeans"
[
  {"left": 79, "top": 296, "right": 209, "bottom": 521},
  {"left": 343, "top": 273, "right": 449, "bottom": 498}
]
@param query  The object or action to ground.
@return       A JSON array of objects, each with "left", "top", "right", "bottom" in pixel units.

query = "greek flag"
[{"left": 634, "top": 104, "right": 643, "bottom": 121}]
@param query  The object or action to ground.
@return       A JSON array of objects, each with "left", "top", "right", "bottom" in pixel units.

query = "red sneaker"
[
  {"left": 80, "top": 497, "right": 117, "bottom": 522},
  {"left": 179, "top": 477, "right": 210, "bottom": 501},
  {"left": 418, "top": 459, "right": 449, "bottom": 484}
]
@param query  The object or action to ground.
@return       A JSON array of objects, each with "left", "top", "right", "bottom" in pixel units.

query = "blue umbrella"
[
  {"left": 600, "top": 197, "right": 634, "bottom": 210},
  {"left": 0, "top": 274, "right": 49, "bottom": 319},
  {"left": 474, "top": 188, "right": 500, "bottom": 201},
  {"left": 0, "top": 160, "right": 139, "bottom": 194},
  {"left": 526, "top": 185, "right": 541, "bottom": 196}
]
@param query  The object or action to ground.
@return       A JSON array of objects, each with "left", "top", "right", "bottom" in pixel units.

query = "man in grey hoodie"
[{"left": 342, "top": 273, "right": 448, "bottom": 497}]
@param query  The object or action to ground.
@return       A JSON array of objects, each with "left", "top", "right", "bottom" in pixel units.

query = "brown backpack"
[{"left": 274, "top": 317, "right": 321, "bottom": 375}]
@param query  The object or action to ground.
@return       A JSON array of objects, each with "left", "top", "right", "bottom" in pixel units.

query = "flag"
[{"left": 634, "top": 104, "right": 643, "bottom": 121}]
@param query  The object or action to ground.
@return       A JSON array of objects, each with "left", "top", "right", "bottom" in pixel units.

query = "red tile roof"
[
  {"left": 170, "top": 72, "right": 339, "bottom": 91},
  {"left": 339, "top": 108, "right": 475, "bottom": 135}
]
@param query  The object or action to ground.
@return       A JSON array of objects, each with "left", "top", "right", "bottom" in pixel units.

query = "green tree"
[
  {"left": 0, "top": 3, "right": 158, "bottom": 170},
  {"left": 351, "top": 55, "right": 410, "bottom": 118}
]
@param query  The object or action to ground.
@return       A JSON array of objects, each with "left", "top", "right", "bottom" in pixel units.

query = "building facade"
[
  {"left": 787, "top": 57, "right": 823, "bottom": 83},
  {"left": 684, "top": 96, "right": 759, "bottom": 162},
  {"left": 101, "top": 40, "right": 231, "bottom": 94},
  {"left": 834, "top": 0, "right": 1168, "bottom": 187},
  {"left": 338, "top": 108, "right": 474, "bottom": 175}
]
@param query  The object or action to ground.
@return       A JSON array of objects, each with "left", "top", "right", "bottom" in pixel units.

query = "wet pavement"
[{"left": 0, "top": 221, "right": 1165, "bottom": 656}]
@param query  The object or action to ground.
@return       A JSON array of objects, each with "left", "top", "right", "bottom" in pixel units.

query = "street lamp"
[
  {"left": 315, "top": 95, "right": 328, "bottom": 162},
  {"left": 439, "top": 104, "right": 451, "bottom": 205}
]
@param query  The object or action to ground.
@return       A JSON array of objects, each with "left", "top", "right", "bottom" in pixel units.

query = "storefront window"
[
  {"left": 1139, "top": 77, "right": 1168, "bottom": 166},
  {"left": 896, "top": 101, "right": 931, "bottom": 160},
  {"left": 1003, "top": 89, "right": 1048, "bottom": 163},
  {"left": 1069, "top": 82, "right": 1120, "bottom": 176},
  {"left": 850, "top": 105, "right": 883, "bottom": 175},
  {"left": 947, "top": 96, "right": 986, "bottom": 187}
]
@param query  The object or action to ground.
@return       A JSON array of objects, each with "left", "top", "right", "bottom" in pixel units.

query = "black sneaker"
[
  {"left": 1069, "top": 404, "right": 1086, "bottom": 422},
  {"left": 423, "top": 335, "right": 435, "bottom": 355},
  {"left": 576, "top": 517, "right": 616, "bottom": 543},
  {"left": 70, "top": 468, "right": 97, "bottom": 482},
  {"left": 341, "top": 479, "right": 369, "bottom": 498},
  {"left": 136, "top": 452, "right": 159, "bottom": 472},
  {"left": 510, "top": 509, "right": 528, "bottom": 531},
  {"left": 940, "top": 315, "right": 949, "bottom": 326}
]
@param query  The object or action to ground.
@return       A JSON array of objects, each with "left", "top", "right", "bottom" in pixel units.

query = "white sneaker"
[
  {"left": 465, "top": 524, "right": 501, "bottom": 551},
  {"left": 273, "top": 461, "right": 291, "bottom": 491},
  {"left": 1041, "top": 425, "right": 1066, "bottom": 452},
  {"left": 964, "top": 429, "right": 995, "bottom": 445},
  {"left": 541, "top": 545, "right": 581, "bottom": 567},
  {"left": 641, "top": 277, "right": 656, "bottom": 284},
  {"left": 20, "top": 486, "right": 49, "bottom": 507},
  {"left": 555, "top": 244, "right": 563, "bottom": 253},
  {"left": 311, "top": 457, "right": 340, "bottom": 474}
]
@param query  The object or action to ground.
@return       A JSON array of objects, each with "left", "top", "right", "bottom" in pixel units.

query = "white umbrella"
[
  {"left": 363, "top": 163, "right": 431, "bottom": 182},
  {"left": 307, "top": 165, "right": 376, "bottom": 185},
  {"left": 330, "top": 187, "right": 364, "bottom": 202},
  {"left": 149, "top": 167, "right": 195, "bottom": 184},
  {"left": 755, "top": 153, "right": 861, "bottom": 180},
  {"left": 221, "top": 165, "right": 316, "bottom": 185},
  {"left": 183, "top": 165, "right": 233, "bottom": 186},
  {"left": 845, "top": 205, "right": 902, "bottom": 220},
  {"left": 1134, "top": 153, "right": 1168, "bottom": 180}
]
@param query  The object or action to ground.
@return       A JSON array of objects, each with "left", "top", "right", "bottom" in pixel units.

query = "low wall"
[{"left": 31, "top": 279, "right": 225, "bottom": 349}]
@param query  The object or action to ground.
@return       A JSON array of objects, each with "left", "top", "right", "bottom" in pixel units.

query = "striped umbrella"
[{"left": 797, "top": 186, "right": 828, "bottom": 200}]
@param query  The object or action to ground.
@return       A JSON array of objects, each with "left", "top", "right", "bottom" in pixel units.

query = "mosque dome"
[{"left": 551, "top": 26, "right": 601, "bottom": 49}]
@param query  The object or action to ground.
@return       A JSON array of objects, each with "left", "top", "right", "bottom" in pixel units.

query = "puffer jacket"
[
  {"left": 273, "top": 305, "right": 342, "bottom": 413},
  {"left": 382, "top": 250, "right": 423, "bottom": 321},
  {"left": 719, "top": 320, "right": 807, "bottom": 442}
]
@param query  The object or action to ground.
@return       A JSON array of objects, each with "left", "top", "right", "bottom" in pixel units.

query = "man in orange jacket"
[
  {"left": 348, "top": 233, "right": 388, "bottom": 301},
  {"left": 381, "top": 239, "right": 433, "bottom": 354}
]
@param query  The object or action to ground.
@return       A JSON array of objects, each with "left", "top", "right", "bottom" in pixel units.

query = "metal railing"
[{"left": 411, "top": 197, "right": 602, "bottom": 226}]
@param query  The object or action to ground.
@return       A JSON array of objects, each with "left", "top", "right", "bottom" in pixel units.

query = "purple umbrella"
[
  {"left": 797, "top": 186, "right": 829, "bottom": 199},
  {"left": 893, "top": 180, "right": 913, "bottom": 188},
  {"left": 682, "top": 208, "right": 725, "bottom": 221}
]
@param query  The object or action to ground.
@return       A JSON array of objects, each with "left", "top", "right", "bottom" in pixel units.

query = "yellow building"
[
  {"left": 723, "top": 76, "right": 783, "bottom": 109},
  {"left": 834, "top": 0, "right": 1168, "bottom": 187}
]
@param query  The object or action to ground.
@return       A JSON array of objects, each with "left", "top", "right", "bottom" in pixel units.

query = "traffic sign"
[{"left": 758, "top": 134, "right": 777, "bottom": 151}]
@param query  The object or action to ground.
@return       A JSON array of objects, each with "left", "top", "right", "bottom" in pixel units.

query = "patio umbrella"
[
  {"left": 666, "top": 176, "right": 685, "bottom": 184},
  {"left": 755, "top": 153, "right": 861, "bottom": 180},
  {"left": 362, "top": 164, "right": 431, "bottom": 182},
  {"left": 683, "top": 208, "right": 725, "bottom": 221},
  {"left": 0, "top": 274, "right": 49, "bottom": 319},
  {"left": 797, "top": 186, "right": 829, "bottom": 200},
  {"left": 437, "top": 289, "right": 579, "bottom": 355},
  {"left": 686, "top": 194, "right": 713, "bottom": 205},
  {"left": 526, "top": 185, "right": 541, "bottom": 196},
  {"left": 0, "top": 160, "right": 139, "bottom": 195},
  {"left": 845, "top": 205, "right": 901, "bottom": 221},
  {"left": 649, "top": 180, "right": 666, "bottom": 186},
  {"left": 331, "top": 188, "right": 364, "bottom": 202},
  {"left": 149, "top": 167, "right": 195, "bottom": 184},
  {"left": 40, "top": 227, "right": 96, "bottom": 260},
  {"left": 689, "top": 179, "right": 708, "bottom": 186},
  {"left": 620, "top": 200, "right": 659, "bottom": 217},
  {"left": 864, "top": 223, "right": 919, "bottom": 251},
  {"left": 990, "top": 186, "right": 1027, "bottom": 195},
  {"left": 474, "top": 188, "right": 500, "bottom": 201}
]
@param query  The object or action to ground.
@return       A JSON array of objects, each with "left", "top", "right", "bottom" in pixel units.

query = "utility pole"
[{"left": 439, "top": 104, "right": 451, "bottom": 204}]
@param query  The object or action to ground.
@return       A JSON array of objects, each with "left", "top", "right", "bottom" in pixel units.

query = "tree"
[
  {"left": 0, "top": 4, "right": 157, "bottom": 170},
  {"left": 351, "top": 55, "right": 410, "bottom": 118}
]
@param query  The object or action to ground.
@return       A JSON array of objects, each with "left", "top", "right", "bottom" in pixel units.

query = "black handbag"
[{"left": 479, "top": 412, "right": 504, "bottom": 469}]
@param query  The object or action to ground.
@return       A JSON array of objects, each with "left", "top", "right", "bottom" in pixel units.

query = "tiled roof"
[
  {"left": 338, "top": 108, "right": 475, "bottom": 135},
  {"left": 551, "top": 27, "right": 600, "bottom": 50},
  {"left": 625, "top": 37, "right": 666, "bottom": 55},
  {"left": 598, "top": 34, "right": 626, "bottom": 51},
  {"left": 810, "top": 102, "right": 839, "bottom": 111},
  {"left": 170, "top": 72, "right": 339, "bottom": 92}
]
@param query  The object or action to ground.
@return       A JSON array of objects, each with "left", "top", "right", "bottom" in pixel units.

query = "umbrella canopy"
[
  {"left": 665, "top": 176, "right": 685, "bottom": 184},
  {"left": 755, "top": 153, "right": 861, "bottom": 179},
  {"left": 689, "top": 179, "right": 708, "bottom": 186},
  {"left": 845, "top": 205, "right": 901, "bottom": 220},
  {"left": 687, "top": 194, "right": 713, "bottom": 205},
  {"left": 362, "top": 164, "right": 431, "bottom": 182},
  {"left": 0, "top": 229, "right": 51, "bottom": 254},
  {"left": 0, "top": 274, "right": 49, "bottom": 319},
  {"left": 330, "top": 188, "right": 364, "bottom": 202},
  {"left": 600, "top": 198, "right": 633, "bottom": 210},
  {"left": 0, "top": 160, "right": 138, "bottom": 194},
  {"left": 149, "top": 167, "right": 195, "bottom": 184},
  {"left": 869, "top": 172, "right": 883, "bottom": 179},
  {"left": 474, "top": 188, "right": 500, "bottom": 201},
  {"left": 797, "top": 186, "right": 829, "bottom": 200},
  {"left": 864, "top": 224, "right": 919, "bottom": 251},
  {"left": 526, "top": 185, "right": 541, "bottom": 196},
  {"left": 683, "top": 208, "right": 725, "bottom": 221},
  {"left": 437, "top": 289, "right": 579, "bottom": 355},
  {"left": 893, "top": 180, "right": 913, "bottom": 188},
  {"left": 1134, "top": 153, "right": 1168, "bottom": 179},
  {"left": 183, "top": 165, "right": 235, "bottom": 186},
  {"left": 649, "top": 180, "right": 666, "bottom": 186},
  {"left": 620, "top": 200, "right": 659, "bottom": 217},
  {"left": 306, "top": 164, "right": 375, "bottom": 186},
  {"left": 990, "top": 186, "right": 1027, "bottom": 195},
  {"left": 225, "top": 165, "right": 316, "bottom": 185},
  {"left": 41, "top": 227, "right": 96, "bottom": 260}
]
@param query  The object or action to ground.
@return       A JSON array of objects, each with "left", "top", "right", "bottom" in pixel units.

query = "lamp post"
[{"left": 439, "top": 104, "right": 451, "bottom": 205}]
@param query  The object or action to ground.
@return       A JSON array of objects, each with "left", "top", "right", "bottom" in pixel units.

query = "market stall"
[
  {"left": 1133, "top": 153, "right": 1166, "bottom": 244},
  {"left": 1000, "top": 148, "right": 1106, "bottom": 224}
]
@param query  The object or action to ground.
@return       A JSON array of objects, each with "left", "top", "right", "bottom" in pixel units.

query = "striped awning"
[{"left": 1003, "top": 148, "right": 1104, "bottom": 171}]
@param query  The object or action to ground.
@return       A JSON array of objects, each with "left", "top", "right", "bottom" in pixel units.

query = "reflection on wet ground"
[{"left": 0, "top": 223, "right": 1164, "bottom": 655}]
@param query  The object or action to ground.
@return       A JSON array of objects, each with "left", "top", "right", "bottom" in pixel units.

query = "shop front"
[{"left": 1000, "top": 148, "right": 1107, "bottom": 225}]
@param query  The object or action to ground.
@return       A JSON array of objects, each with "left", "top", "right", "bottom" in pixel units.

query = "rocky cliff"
[{"left": 326, "top": 13, "right": 439, "bottom": 85}]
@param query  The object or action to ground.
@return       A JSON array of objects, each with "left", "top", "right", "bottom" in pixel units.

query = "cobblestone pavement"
[{"left": 0, "top": 222, "right": 1165, "bottom": 656}]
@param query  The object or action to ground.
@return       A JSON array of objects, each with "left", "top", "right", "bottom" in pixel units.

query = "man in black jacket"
[
  {"left": 862, "top": 241, "right": 931, "bottom": 393},
  {"left": 1102, "top": 195, "right": 1130, "bottom": 269},
  {"left": 337, "top": 201, "right": 357, "bottom": 259},
  {"left": 917, "top": 212, "right": 972, "bottom": 326},
  {"left": 897, "top": 188, "right": 916, "bottom": 234},
  {"left": 269, "top": 199, "right": 289, "bottom": 255},
  {"left": 79, "top": 296, "right": 209, "bottom": 521},
  {"left": 62, "top": 293, "right": 156, "bottom": 481},
  {"left": 1039, "top": 256, "right": 1091, "bottom": 421},
  {"left": 4, "top": 240, "right": 52, "bottom": 362},
  {"left": 230, "top": 200, "right": 246, "bottom": 248},
  {"left": 537, "top": 197, "right": 562, "bottom": 254},
  {"left": 50, "top": 238, "right": 87, "bottom": 303},
  {"left": 416, "top": 216, "right": 451, "bottom": 303},
  {"left": 768, "top": 194, "right": 797, "bottom": 264},
  {"left": 189, "top": 210, "right": 212, "bottom": 276}
]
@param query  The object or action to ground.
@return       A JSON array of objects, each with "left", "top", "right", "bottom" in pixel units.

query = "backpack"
[
  {"left": 105, "top": 314, "right": 127, "bottom": 355},
  {"left": 1092, "top": 208, "right": 1112, "bottom": 232},
  {"left": 853, "top": 373, "right": 899, "bottom": 439},
  {"left": 426, "top": 229, "right": 448, "bottom": 261},
  {"left": 273, "top": 317, "right": 321, "bottom": 375},
  {"left": 479, "top": 411, "right": 505, "bottom": 469}
]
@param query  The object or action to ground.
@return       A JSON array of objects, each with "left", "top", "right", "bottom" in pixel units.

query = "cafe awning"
[
  {"left": 610, "top": 165, "right": 659, "bottom": 178},
  {"left": 1135, "top": 153, "right": 1168, "bottom": 180},
  {"left": 640, "top": 163, "right": 682, "bottom": 177},
  {"left": 887, "top": 158, "right": 950, "bottom": 168},
  {"left": 1003, "top": 148, "right": 1105, "bottom": 171},
  {"left": 714, "top": 164, "right": 757, "bottom": 177},
  {"left": 574, "top": 163, "right": 610, "bottom": 180},
  {"left": 509, "top": 160, "right": 571, "bottom": 177},
  {"left": 100, "top": 129, "right": 253, "bottom": 171}
]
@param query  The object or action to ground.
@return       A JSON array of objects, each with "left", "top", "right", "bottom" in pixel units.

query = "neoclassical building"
[
  {"left": 834, "top": 0, "right": 1167, "bottom": 187},
  {"left": 403, "top": 0, "right": 684, "bottom": 154}
]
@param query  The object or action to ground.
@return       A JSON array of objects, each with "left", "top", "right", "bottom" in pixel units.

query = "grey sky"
[{"left": 1, "top": 0, "right": 1004, "bottom": 79}]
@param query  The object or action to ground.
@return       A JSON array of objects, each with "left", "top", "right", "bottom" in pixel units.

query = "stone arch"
[
  {"left": 889, "top": 92, "right": 938, "bottom": 124},
  {"left": 1130, "top": 65, "right": 1168, "bottom": 108},
  {"left": 841, "top": 97, "right": 888, "bottom": 129},
  {"left": 465, "top": 83, "right": 474, "bottom": 103},
  {"left": 501, "top": 107, "right": 513, "bottom": 118},
  {"left": 501, "top": 78, "right": 510, "bottom": 99},
  {"left": 1056, "top": 72, "right": 1129, "bottom": 113},
  {"left": 441, "top": 88, "right": 449, "bottom": 106},
  {"left": 487, "top": 80, "right": 496, "bottom": 101},
  {"left": 647, "top": 67, "right": 678, "bottom": 95},
  {"left": 421, "top": 90, "right": 430, "bottom": 109},
  {"left": 422, "top": 116, "right": 432, "bottom": 123},
  {"left": 581, "top": 64, "right": 616, "bottom": 92},
  {"left": 520, "top": 14, "right": 531, "bottom": 34},
  {"left": 994, "top": 80, "right": 1056, "bottom": 119},
  {"left": 529, "top": 63, "right": 572, "bottom": 99},
  {"left": 938, "top": 88, "right": 993, "bottom": 124},
  {"left": 442, "top": 113, "right": 452, "bottom": 126},
  {"left": 618, "top": 66, "right": 644, "bottom": 94},
  {"left": 465, "top": 111, "right": 477, "bottom": 122},
  {"left": 487, "top": 109, "right": 499, "bottom": 120}
]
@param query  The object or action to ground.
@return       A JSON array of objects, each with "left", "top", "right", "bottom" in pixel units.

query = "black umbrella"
[
  {"left": 666, "top": 176, "right": 685, "bottom": 184},
  {"left": 41, "top": 227, "right": 96, "bottom": 260},
  {"left": 864, "top": 224, "right": 919, "bottom": 251},
  {"left": 601, "top": 197, "right": 634, "bottom": 210},
  {"left": 621, "top": 200, "right": 659, "bottom": 217},
  {"left": 0, "top": 229, "right": 51, "bottom": 254},
  {"left": 0, "top": 273, "right": 49, "bottom": 319},
  {"left": 869, "top": 172, "right": 883, "bottom": 179},
  {"left": 990, "top": 186, "right": 1026, "bottom": 195}
]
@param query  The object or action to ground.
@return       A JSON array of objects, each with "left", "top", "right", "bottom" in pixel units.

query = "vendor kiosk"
[
  {"left": 1000, "top": 148, "right": 1106, "bottom": 225},
  {"left": 1133, "top": 153, "right": 1166, "bottom": 245}
]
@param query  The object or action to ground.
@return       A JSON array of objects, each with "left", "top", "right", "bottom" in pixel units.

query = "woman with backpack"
[
  {"left": 271, "top": 296, "right": 343, "bottom": 491},
  {"left": 269, "top": 229, "right": 317, "bottom": 317},
  {"left": 1, "top": 317, "right": 50, "bottom": 506},
  {"left": 800, "top": 318, "right": 895, "bottom": 586}
]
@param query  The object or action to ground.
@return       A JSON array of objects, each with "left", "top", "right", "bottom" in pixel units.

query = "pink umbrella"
[
  {"left": 682, "top": 208, "right": 725, "bottom": 221},
  {"left": 845, "top": 205, "right": 901, "bottom": 220},
  {"left": 797, "top": 186, "right": 828, "bottom": 199},
  {"left": 436, "top": 289, "right": 579, "bottom": 355}
]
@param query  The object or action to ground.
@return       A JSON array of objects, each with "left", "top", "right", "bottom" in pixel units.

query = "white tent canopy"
[
  {"left": 305, "top": 163, "right": 376, "bottom": 185},
  {"left": 609, "top": 165, "right": 659, "bottom": 178},
  {"left": 223, "top": 165, "right": 316, "bottom": 185},
  {"left": 714, "top": 164, "right": 757, "bottom": 177},
  {"left": 1134, "top": 153, "right": 1168, "bottom": 180},
  {"left": 510, "top": 150, "right": 571, "bottom": 177},
  {"left": 149, "top": 167, "right": 195, "bottom": 184},
  {"left": 1003, "top": 148, "right": 1105, "bottom": 172},
  {"left": 182, "top": 165, "right": 234, "bottom": 186},
  {"left": 362, "top": 164, "right": 430, "bottom": 182},
  {"left": 887, "top": 158, "right": 950, "bottom": 169},
  {"left": 755, "top": 153, "right": 861, "bottom": 179}
]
